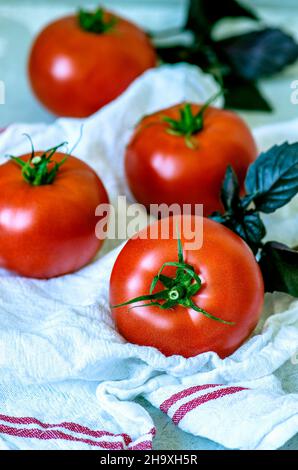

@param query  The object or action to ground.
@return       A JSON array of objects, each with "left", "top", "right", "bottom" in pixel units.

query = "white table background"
[{"left": 0, "top": 0, "right": 297, "bottom": 450}]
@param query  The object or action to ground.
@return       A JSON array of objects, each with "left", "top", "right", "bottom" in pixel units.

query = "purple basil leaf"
[
  {"left": 259, "top": 242, "right": 298, "bottom": 296},
  {"left": 219, "top": 27, "right": 298, "bottom": 80},
  {"left": 245, "top": 142, "right": 298, "bottom": 213},
  {"left": 220, "top": 166, "right": 240, "bottom": 211},
  {"left": 223, "top": 74, "right": 272, "bottom": 111}
]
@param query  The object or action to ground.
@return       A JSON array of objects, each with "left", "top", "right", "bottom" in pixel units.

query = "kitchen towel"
[{"left": 0, "top": 64, "right": 297, "bottom": 450}]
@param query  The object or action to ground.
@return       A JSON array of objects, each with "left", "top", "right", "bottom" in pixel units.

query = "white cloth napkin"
[{"left": 0, "top": 64, "right": 297, "bottom": 451}]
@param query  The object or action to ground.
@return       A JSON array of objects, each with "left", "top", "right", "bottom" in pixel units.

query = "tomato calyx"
[
  {"left": 112, "top": 235, "right": 234, "bottom": 325},
  {"left": 163, "top": 89, "right": 223, "bottom": 149},
  {"left": 78, "top": 8, "right": 117, "bottom": 34},
  {"left": 9, "top": 137, "right": 68, "bottom": 186}
]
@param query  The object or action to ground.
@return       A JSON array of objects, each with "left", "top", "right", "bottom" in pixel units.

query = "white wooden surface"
[{"left": 0, "top": 0, "right": 297, "bottom": 450}]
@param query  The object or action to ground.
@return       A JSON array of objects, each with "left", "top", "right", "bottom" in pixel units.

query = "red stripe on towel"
[
  {"left": 0, "top": 423, "right": 125, "bottom": 449},
  {"left": 172, "top": 386, "right": 247, "bottom": 424},
  {"left": 0, "top": 415, "right": 156, "bottom": 450},
  {"left": 129, "top": 440, "right": 153, "bottom": 450},
  {"left": 160, "top": 384, "right": 220, "bottom": 414},
  {"left": 0, "top": 414, "right": 131, "bottom": 445}
]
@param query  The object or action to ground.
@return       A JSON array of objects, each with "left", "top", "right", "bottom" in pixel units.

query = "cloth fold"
[{"left": 0, "top": 64, "right": 297, "bottom": 450}]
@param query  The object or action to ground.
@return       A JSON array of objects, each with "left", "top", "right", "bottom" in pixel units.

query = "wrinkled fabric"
[{"left": 0, "top": 64, "right": 297, "bottom": 450}]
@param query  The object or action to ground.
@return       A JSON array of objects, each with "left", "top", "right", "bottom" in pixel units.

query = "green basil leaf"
[
  {"left": 259, "top": 242, "right": 298, "bottom": 297},
  {"left": 221, "top": 166, "right": 240, "bottom": 211},
  {"left": 245, "top": 142, "right": 298, "bottom": 213},
  {"left": 219, "top": 28, "right": 298, "bottom": 81}
]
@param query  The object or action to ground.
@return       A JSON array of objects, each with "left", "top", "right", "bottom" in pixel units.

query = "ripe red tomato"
[
  {"left": 0, "top": 149, "right": 109, "bottom": 278},
  {"left": 125, "top": 103, "right": 257, "bottom": 216},
  {"left": 28, "top": 8, "right": 156, "bottom": 117},
  {"left": 110, "top": 216, "right": 264, "bottom": 358}
]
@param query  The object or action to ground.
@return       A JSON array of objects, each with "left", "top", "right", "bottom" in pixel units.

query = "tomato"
[
  {"left": 0, "top": 147, "right": 109, "bottom": 278},
  {"left": 28, "top": 8, "right": 156, "bottom": 117},
  {"left": 125, "top": 102, "right": 257, "bottom": 216},
  {"left": 110, "top": 215, "right": 264, "bottom": 358}
]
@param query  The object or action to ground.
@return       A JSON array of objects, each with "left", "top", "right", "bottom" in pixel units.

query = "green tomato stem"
[
  {"left": 111, "top": 234, "right": 234, "bottom": 325},
  {"left": 78, "top": 8, "right": 117, "bottom": 34},
  {"left": 9, "top": 137, "right": 68, "bottom": 186},
  {"left": 163, "top": 88, "right": 224, "bottom": 148}
]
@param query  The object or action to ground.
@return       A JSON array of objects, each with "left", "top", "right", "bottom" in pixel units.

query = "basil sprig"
[
  {"left": 210, "top": 142, "right": 298, "bottom": 297},
  {"left": 152, "top": 0, "right": 298, "bottom": 112}
]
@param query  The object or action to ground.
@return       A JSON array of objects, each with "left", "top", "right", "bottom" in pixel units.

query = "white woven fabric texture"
[{"left": 0, "top": 64, "right": 297, "bottom": 450}]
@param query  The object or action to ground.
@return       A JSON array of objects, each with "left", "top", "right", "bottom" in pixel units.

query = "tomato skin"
[
  {"left": 125, "top": 104, "right": 257, "bottom": 216},
  {"left": 110, "top": 216, "right": 264, "bottom": 358},
  {"left": 28, "top": 12, "right": 156, "bottom": 117},
  {"left": 0, "top": 153, "right": 109, "bottom": 278}
]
